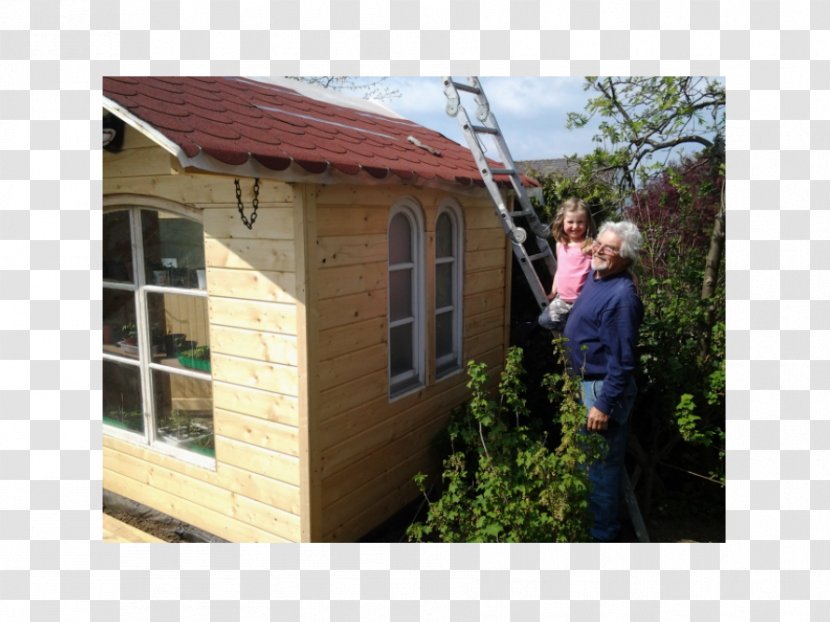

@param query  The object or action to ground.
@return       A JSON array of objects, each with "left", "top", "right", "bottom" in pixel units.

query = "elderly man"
[{"left": 563, "top": 220, "right": 644, "bottom": 542}]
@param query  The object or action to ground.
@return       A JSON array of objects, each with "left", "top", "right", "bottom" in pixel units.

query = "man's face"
[{"left": 591, "top": 231, "right": 625, "bottom": 276}]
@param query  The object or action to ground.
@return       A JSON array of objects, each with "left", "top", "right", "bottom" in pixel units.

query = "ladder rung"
[
  {"left": 490, "top": 168, "right": 516, "bottom": 176},
  {"left": 447, "top": 80, "right": 481, "bottom": 95},
  {"left": 469, "top": 124, "right": 499, "bottom": 135},
  {"left": 528, "top": 251, "right": 552, "bottom": 262},
  {"left": 512, "top": 209, "right": 533, "bottom": 217}
]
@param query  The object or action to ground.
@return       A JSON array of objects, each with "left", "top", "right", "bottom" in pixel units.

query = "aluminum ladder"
[{"left": 443, "top": 76, "right": 556, "bottom": 312}]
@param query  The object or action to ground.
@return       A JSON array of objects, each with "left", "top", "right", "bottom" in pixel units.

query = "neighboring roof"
[
  {"left": 103, "top": 76, "right": 534, "bottom": 189},
  {"left": 516, "top": 158, "right": 581, "bottom": 178}
]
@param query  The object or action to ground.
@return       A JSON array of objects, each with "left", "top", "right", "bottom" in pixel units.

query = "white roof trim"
[{"left": 102, "top": 96, "right": 185, "bottom": 159}]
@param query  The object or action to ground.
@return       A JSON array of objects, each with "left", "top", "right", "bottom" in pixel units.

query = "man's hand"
[{"left": 586, "top": 406, "right": 610, "bottom": 432}]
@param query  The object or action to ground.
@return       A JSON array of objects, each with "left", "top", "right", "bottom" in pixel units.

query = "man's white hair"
[{"left": 598, "top": 220, "right": 642, "bottom": 261}]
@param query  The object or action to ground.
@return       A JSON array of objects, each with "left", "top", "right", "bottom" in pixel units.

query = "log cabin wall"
[
  {"left": 311, "top": 184, "right": 511, "bottom": 542},
  {"left": 103, "top": 125, "right": 305, "bottom": 541}
]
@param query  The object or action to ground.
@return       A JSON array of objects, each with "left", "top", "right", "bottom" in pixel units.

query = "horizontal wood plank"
[
  {"left": 232, "top": 494, "right": 301, "bottom": 542},
  {"left": 316, "top": 342, "right": 387, "bottom": 392},
  {"left": 209, "top": 297, "right": 298, "bottom": 335},
  {"left": 103, "top": 146, "right": 177, "bottom": 178},
  {"left": 315, "top": 234, "right": 386, "bottom": 268},
  {"left": 205, "top": 237, "right": 295, "bottom": 272},
  {"left": 214, "top": 408, "right": 299, "bottom": 456},
  {"left": 215, "top": 436, "right": 300, "bottom": 486},
  {"left": 315, "top": 288, "right": 386, "bottom": 331},
  {"left": 464, "top": 268, "right": 505, "bottom": 296},
  {"left": 211, "top": 353, "right": 298, "bottom": 396},
  {"left": 207, "top": 267, "right": 298, "bottom": 303},
  {"left": 317, "top": 317, "right": 387, "bottom": 361},
  {"left": 210, "top": 325, "right": 298, "bottom": 366},
  {"left": 465, "top": 227, "right": 507, "bottom": 252},
  {"left": 104, "top": 173, "right": 295, "bottom": 205},
  {"left": 317, "top": 368, "right": 388, "bottom": 421},
  {"left": 216, "top": 463, "right": 301, "bottom": 515},
  {"left": 465, "top": 248, "right": 508, "bottom": 272},
  {"left": 212, "top": 381, "right": 298, "bottom": 427},
  {"left": 315, "top": 206, "right": 388, "bottom": 237},
  {"left": 316, "top": 261, "right": 386, "bottom": 300},
  {"left": 203, "top": 207, "right": 294, "bottom": 240}
]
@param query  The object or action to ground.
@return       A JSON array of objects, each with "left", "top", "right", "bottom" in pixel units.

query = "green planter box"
[{"left": 177, "top": 353, "right": 210, "bottom": 372}]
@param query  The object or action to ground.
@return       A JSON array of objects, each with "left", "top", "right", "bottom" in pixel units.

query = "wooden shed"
[{"left": 101, "top": 77, "right": 526, "bottom": 542}]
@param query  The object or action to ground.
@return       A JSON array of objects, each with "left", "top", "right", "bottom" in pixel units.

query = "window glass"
[
  {"left": 436, "top": 312, "right": 454, "bottom": 359},
  {"left": 103, "top": 206, "right": 212, "bottom": 462},
  {"left": 152, "top": 370, "right": 214, "bottom": 457},
  {"left": 436, "top": 263, "right": 453, "bottom": 309},
  {"left": 103, "top": 210, "right": 134, "bottom": 283},
  {"left": 103, "top": 360, "right": 144, "bottom": 433},
  {"left": 147, "top": 292, "right": 211, "bottom": 371},
  {"left": 389, "top": 269, "right": 413, "bottom": 322},
  {"left": 142, "top": 209, "right": 206, "bottom": 289},
  {"left": 435, "top": 206, "right": 461, "bottom": 378},
  {"left": 390, "top": 323, "right": 414, "bottom": 377},
  {"left": 103, "top": 288, "right": 138, "bottom": 358},
  {"left": 388, "top": 213, "right": 412, "bottom": 264},
  {"left": 436, "top": 213, "right": 453, "bottom": 258}
]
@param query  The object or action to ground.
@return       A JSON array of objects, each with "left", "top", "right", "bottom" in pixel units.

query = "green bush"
[{"left": 407, "top": 343, "right": 604, "bottom": 543}]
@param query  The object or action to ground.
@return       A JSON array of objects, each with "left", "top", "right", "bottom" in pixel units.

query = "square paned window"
[{"left": 102, "top": 207, "right": 213, "bottom": 463}]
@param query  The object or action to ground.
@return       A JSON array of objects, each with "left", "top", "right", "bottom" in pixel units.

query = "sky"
[{"left": 360, "top": 77, "right": 604, "bottom": 162}]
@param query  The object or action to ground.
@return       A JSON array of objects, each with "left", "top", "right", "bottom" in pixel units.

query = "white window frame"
[
  {"left": 388, "top": 198, "right": 425, "bottom": 400},
  {"left": 102, "top": 204, "right": 215, "bottom": 469},
  {"left": 434, "top": 199, "right": 464, "bottom": 379}
]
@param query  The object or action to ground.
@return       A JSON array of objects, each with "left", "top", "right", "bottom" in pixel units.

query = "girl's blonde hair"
[{"left": 552, "top": 197, "right": 597, "bottom": 251}]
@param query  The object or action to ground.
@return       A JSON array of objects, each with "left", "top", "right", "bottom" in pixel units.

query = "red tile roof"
[{"left": 103, "top": 77, "right": 535, "bottom": 189}]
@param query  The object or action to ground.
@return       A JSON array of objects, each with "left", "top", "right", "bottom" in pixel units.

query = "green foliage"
[
  {"left": 407, "top": 343, "right": 604, "bottom": 543},
  {"left": 567, "top": 77, "right": 724, "bottom": 189}
]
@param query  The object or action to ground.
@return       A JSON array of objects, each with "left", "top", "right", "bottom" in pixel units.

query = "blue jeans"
[{"left": 581, "top": 377, "right": 637, "bottom": 542}]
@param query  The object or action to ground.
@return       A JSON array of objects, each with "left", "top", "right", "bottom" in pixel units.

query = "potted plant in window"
[
  {"left": 177, "top": 344, "right": 211, "bottom": 372},
  {"left": 118, "top": 323, "right": 139, "bottom": 356}
]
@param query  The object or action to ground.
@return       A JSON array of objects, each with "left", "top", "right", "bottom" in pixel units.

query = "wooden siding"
[
  {"left": 103, "top": 124, "right": 303, "bottom": 542},
  {"left": 312, "top": 185, "right": 509, "bottom": 542},
  {"left": 104, "top": 124, "right": 512, "bottom": 542}
]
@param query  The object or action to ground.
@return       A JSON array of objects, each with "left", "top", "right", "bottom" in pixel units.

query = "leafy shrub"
[{"left": 407, "top": 343, "right": 604, "bottom": 543}]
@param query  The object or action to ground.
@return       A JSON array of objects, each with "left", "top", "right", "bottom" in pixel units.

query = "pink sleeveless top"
[{"left": 554, "top": 242, "right": 592, "bottom": 302}]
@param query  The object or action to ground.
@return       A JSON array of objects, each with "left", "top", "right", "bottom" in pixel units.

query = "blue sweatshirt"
[{"left": 563, "top": 268, "right": 643, "bottom": 417}]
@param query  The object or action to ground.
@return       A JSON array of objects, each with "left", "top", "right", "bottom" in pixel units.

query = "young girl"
[{"left": 538, "top": 198, "right": 596, "bottom": 331}]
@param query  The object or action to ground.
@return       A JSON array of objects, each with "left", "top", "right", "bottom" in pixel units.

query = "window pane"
[
  {"left": 436, "top": 263, "right": 453, "bottom": 309},
  {"left": 436, "top": 213, "right": 454, "bottom": 258},
  {"left": 142, "top": 210, "right": 206, "bottom": 289},
  {"left": 147, "top": 292, "right": 210, "bottom": 371},
  {"left": 390, "top": 323, "right": 414, "bottom": 377},
  {"left": 103, "top": 360, "right": 144, "bottom": 433},
  {"left": 436, "top": 311, "right": 454, "bottom": 359},
  {"left": 389, "top": 213, "right": 412, "bottom": 265},
  {"left": 103, "top": 210, "right": 134, "bottom": 283},
  {"left": 153, "top": 370, "right": 214, "bottom": 457},
  {"left": 389, "top": 269, "right": 412, "bottom": 322},
  {"left": 103, "top": 288, "right": 139, "bottom": 358}
]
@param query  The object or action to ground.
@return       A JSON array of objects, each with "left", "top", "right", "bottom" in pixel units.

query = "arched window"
[
  {"left": 388, "top": 200, "right": 425, "bottom": 398},
  {"left": 102, "top": 205, "right": 214, "bottom": 465},
  {"left": 435, "top": 202, "right": 463, "bottom": 377}
]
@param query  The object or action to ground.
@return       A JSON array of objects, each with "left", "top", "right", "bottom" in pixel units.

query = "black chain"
[{"left": 234, "top": 178, "right": 260, "bottom": 230}]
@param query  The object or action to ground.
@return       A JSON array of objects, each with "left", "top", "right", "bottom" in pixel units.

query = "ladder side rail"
[
  {"left": 444, "top": 77, "right": 554, "bottom": 308},
  {"left": 470, "top": 94, "right": 558, "bottom": 279}
]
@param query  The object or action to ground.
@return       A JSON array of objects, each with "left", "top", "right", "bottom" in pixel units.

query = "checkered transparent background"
[{"left": 1, "top": 0, "right": 826, "bottom": 619}]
